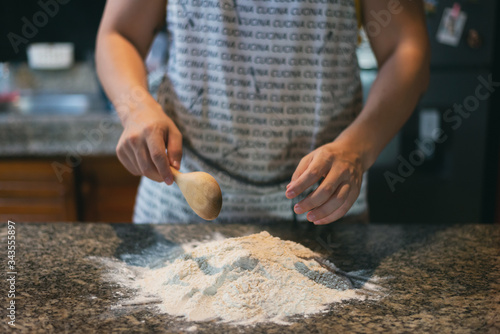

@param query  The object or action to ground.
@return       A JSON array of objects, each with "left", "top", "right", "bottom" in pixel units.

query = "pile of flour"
[{"left": 99, "top": 231, "right": 382, "bottom": 325}]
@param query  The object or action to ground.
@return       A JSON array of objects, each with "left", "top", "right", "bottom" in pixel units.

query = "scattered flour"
[{"left": 97, "top": 231, "right": 383, "bottom": 325}]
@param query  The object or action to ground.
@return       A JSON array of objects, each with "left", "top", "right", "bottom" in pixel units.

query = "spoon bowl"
[{"left": 170, "top": 167, "right": 222, "bottom": 220}]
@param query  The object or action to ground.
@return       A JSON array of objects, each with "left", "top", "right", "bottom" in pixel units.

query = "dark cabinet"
[
  {"left": 0, "top": 160, "right": 77, "bottom": 222},
  {"left": 80, "top": 157, "right": 140, "bottom": 222},
  {"left": 0, "top": 157, "right": 140, "bottom": 222}
]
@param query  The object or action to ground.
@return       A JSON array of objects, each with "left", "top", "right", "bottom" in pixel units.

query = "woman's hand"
[
  {"left": 96, "top": 0, "right": 176, "bottom": 184},
  {"left": 285, "top": 142, "right": 364, "bottom": 224},
  {"left": 116, "top": 98, "right": 182, "bottom": 185}
]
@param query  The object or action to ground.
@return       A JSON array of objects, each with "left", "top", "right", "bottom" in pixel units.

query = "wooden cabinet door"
[
  {"left": 0, "top": 159, "right": 77, "bottom": 222},
  {"left": 80, "top": 157, "right": 140, "bottom": 222}
]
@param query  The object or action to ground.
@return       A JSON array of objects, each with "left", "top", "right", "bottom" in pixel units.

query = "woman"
[{"left": 96, "top": 0, "right": 430, "bottom": 224}]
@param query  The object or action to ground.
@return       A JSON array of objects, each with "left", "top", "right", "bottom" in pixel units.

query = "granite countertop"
[
  {"left": 0, "top": 112, "right": 122, "bottom": 157},
  {"left": 1, "top": 222, "right": 499, "bottom": 333}
]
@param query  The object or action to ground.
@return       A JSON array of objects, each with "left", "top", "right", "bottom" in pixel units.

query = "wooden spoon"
[{"left": 170, "top": 167, "right": 222, "bottom": 220}]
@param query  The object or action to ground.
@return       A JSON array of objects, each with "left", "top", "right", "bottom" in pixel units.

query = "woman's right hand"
[{"left": 116, "top": 98, "right": 182, "bottom": 185}]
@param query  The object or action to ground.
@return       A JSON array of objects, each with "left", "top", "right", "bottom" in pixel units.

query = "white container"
[{"left": 27, "top": 43, "right": 74, "bottom": 70}]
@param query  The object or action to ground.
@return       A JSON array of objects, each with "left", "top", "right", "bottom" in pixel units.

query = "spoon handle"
[{"left": 170, "top": 166, "right": 181, "bottom": 181}]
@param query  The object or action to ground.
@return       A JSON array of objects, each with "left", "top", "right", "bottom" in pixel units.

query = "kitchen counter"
[
  {"left": 0, "top": 62, "right": 122, "bottom": 157},
  {"left": 0, "top": 112, "right": 122, "bottom": 157},
  {"left": 1, "top": 222, "right": 499, "bottom": 333}
]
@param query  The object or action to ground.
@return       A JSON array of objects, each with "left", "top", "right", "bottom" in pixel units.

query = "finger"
[
  {"left": 146, "top": 132, "right": 173, "bottom": 185},
  {"left": 134, "top": 142, "right": 164, "bottom": 183},
  {"left": 286, "top": 157, "right": 327, "bottom": 199},
  {"left": 290, "top": 154, "right": 312, "bottom": 185},
  {"left": 307, "top": 183, "right": 350, "bottom": 222},
  {"left": 166, "top": 127, "right": 183, "bottom": 170},
  {"left": 312, "top": 186, "right": 360, "bottom": 225},
  {"left": 117, "top": 145, "right": 141, "bottom": 176},
  {"left": 294, "top": 164, "right": 347, "bottom": 214}
]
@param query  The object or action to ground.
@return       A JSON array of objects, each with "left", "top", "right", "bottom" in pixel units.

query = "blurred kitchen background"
[{"left": 0, "top": 0, "right": 499, "bottom": 223}]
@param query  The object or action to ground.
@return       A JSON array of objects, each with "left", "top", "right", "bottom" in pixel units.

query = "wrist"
[
  {"left": 117, "top": 93, "right": 162, "bottom": 127},
  {"left": 332, "top": 128, "right": 376, "bottom": 172}
]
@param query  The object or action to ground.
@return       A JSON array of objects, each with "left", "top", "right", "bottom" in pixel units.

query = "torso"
[{"left": 134, "top": 0, "right": 367, "bottom": 223}]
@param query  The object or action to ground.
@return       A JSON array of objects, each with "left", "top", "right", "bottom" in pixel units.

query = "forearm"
[
  {"left": 95, "top": 31, "right": 156, "bottom": 124},
  {"left": 95, "top": 0, "right": 181, "bottom": 184},
  {"left": 335, "top": 43, "right": 430, "bottom": 171}
]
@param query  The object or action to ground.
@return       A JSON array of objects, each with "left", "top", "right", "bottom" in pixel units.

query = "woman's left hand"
[{"left": 286, "top": 142, "right": 365, "bottom": 224}]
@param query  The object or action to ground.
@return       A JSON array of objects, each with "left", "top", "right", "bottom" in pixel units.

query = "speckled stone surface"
[
  {"left": 0, "top": 113, "right": 122, "bottom": 157},
  {"left": 0, "top": 222, "right": 499, "bottom": 333}
]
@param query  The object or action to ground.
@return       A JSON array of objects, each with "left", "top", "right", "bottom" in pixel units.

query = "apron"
[{"left": 134, "top": 0, "right": 367, "bottom": 224}]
